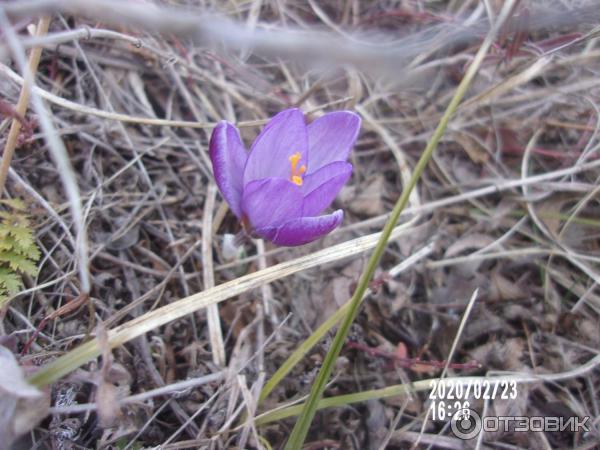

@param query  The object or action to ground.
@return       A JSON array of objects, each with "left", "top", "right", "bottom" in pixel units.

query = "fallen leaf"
[
  {"left": 444, "top": 233, "right": 496, "bottom": 258},
  {"left": 490, "top": 270, "right": 525, "bottom": 300},
  {"left": 468, "top": 338, "right": 525, "bottom": 371},
  {"left": 340, "top": 175, "right": 386, "bottom": 216},
  {"left": 96, "top": 381, "right": 120, "bottom": 428},
  {"left": 454, "top": 132, "right": 490, "bottom": 164},
  {"left": 0, "top": 346, "right": 49, "bottom": 450}
]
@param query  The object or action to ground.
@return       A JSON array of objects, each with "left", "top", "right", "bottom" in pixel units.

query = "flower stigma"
[{"left": 288, "top": 151, "right": 307, "bottom": 186}]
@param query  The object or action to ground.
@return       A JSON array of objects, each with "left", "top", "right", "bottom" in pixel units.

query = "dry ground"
[{"left": 1, "top": 1, "right": 599, "bottom": 449}]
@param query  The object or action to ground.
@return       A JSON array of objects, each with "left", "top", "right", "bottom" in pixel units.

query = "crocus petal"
[
  {"left": 209, "top": 121, "right": 248, "bottom": 218},
  {"left": 252, "top": 226, "right": 278, "bottom": 242},
  {"left": 302, "top": 161, "right": 353, "bottom": 194},
  {"left": 241, "top": 178, "right": 303, "bottom": 230},
  {"left": 302, "top": 162, "right": 352, "bottom": 216},
  {"left": 244, "top": 108, "right": 308, "bottom": 185},
  {"left": 270, "top": 210, "right": 344, "bottom": 246},
  {"left": 307, "top": 111, "right": 361, "bottom": 172}
]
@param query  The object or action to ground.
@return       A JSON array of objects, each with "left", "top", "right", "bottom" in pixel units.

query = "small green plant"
[{"left": 0, "top": 198, "right": 40, "bottom": 307}]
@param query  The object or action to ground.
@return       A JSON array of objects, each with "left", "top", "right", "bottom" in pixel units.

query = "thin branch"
[
  {"left": 48, "top": 370, "right": 227, "bottom": 414},
  {"left": 0, "top": 16, "right": 50, "bottom": 194}
]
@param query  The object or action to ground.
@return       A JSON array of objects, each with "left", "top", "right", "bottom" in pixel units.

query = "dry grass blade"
[
  {"left": 29, "top": 224, "right": 413, "bottom": 387},
  {"left": 0, "top": 17, "right": 50, "bottom": 194},
  {"left": 2, "top": 1, "right": 599, "bottom": 448},
  {"left": 201, "top": 182, "right": 225, "bottom": 366}
]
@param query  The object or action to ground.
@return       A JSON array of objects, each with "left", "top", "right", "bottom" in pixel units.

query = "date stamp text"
[{"left": 429, "top": 379, "right": 518, "bottom": 421}]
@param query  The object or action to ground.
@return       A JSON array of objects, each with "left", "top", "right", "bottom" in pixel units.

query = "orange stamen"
[{"left": 289, "top": 152, "right": 306, "bottom": 186}]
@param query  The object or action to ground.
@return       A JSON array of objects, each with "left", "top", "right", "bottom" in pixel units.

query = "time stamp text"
[{"left": 429, "top": 379, "right": 518, "bottom": 421}]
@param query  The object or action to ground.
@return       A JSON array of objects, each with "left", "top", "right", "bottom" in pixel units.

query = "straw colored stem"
[
  {"left": 202, "top": 182, "right": 226, "bottom": 366},
  {"left": 0, "top": 16, "right": 51, "bottom": 195},
  {"left": 27, "top": 223, "right": 413, "bottom": 388}
]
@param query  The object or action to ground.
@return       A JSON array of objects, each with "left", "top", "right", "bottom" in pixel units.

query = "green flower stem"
[
  {"left": 282, "top": 3, "right": 517, "bottom": 447},
  {"left": 259, "top": 243, "right": 433, "bottom": 405},
  {"left": 28, "top": 339, "right": 99, "bottom": 388},
  {"left": 258, "top": 351, "right": 600, "bottom": 426},
  {"left": 259, "top": 379, "right": 432, "bottom": 426},
  {"left": 259, "top": 299, "right": 349, "bottom": 403}
]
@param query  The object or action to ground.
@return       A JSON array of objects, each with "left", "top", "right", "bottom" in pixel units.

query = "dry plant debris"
[{"left": 0, "top": 1, "right": 599, "bottom": 449}]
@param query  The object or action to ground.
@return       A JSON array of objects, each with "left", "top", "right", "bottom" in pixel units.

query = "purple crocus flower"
[{"left": 209, "top": 108, "right": 361, "bottom": 246}]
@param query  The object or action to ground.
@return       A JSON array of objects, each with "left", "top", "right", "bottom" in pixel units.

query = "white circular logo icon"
[{"left": 451, "top": 408, "right": 482, "bottom": 440}]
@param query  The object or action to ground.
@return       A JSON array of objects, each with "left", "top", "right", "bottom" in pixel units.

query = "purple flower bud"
[{"left": 209, "top": 108, "right": 361, "bottom": 246}]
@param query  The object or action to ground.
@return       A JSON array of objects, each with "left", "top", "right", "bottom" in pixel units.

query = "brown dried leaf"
[
  {"left": 489, "top": 270, "right": 525, "bottom": 301},
  {"left": 444, "top": 233, "right": 496, "bottom": 258},
  {"left": 454, "top": 132, "right": 489, "bottom": 164},
  {"left": 105, "top": 362, "right": 132, "bottom": 386},
  {"left": 536, "top": 196, "right": 569, "bottom": 238},
  {"left": 93, "top": 323, "right": 126, "bottom": 428},
  {"left": 561, "top": 222, "right": 596, "bottom": 249},
  {"left": 0, "top": 346, "right": 49, "bottom": 450},
  {"left": 340, "top": 174, "right": 386, "bottom": 216},
  {"left": 468, "top": 338, "right": 525, "bottom": 371},
  {"left": 314, "top": 259, "right": 362, "bottom": 327},
  {"left": 96, "top": 381, "right": 121, "bottom": 428},
  {"left": 0, "top": 348, "right": 40, "bottom": 398}
]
